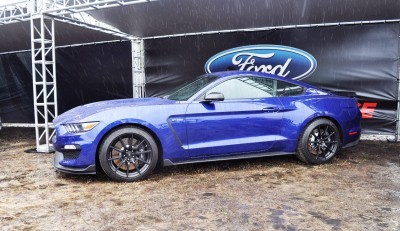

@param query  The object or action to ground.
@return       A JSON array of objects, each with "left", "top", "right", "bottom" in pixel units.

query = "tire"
[
  {"left": 296, "top": 119, "right": 341, "bottom": 164},
  {"left": 99, "top": 126, "right": 158, "bottom": 182}
]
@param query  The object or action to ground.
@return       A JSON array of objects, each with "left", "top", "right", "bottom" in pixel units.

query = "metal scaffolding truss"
[
  {"left": 131, "top": 39, "right": 145, "bottom": 98},
  {"left": 44, "top": 0, "right": 156, "bottom": 15},
  {"left": 0, "top": 0, "right": 147, "bottom": 152},
  {"left": 0, "top": 0, "right": 155, "bottom": 25},
  {"left": 30, "top": 14, "right": 58, "bottom": 152},
  {"left": 49, "top": 13, "right": 136, "bottom": 39},
  {"left": 0, "top": 1, "right": 30, "bottom": 25}
]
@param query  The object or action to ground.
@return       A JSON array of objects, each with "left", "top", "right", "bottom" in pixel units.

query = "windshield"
[{"left": 164, "top": 75, "right": 218, "bottom": 101}]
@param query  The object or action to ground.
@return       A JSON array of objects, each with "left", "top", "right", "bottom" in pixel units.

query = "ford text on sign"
[{"left": 205, "top": 45, "right": 317, "bottom": 80}]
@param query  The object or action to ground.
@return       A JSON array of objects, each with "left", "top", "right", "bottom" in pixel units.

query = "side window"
[
  {"left": 206, "top": 76, "right": 277, "bottom": 100},
  {"left": 276, "top": 81, "right": 305, "bottom": 96}
]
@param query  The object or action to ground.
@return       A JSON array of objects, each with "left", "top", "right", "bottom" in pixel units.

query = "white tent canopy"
[{"left": 87, "top": 0, "right": 400, "bottom": 38}]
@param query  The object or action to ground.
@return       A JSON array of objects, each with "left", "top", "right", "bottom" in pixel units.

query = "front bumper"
[
  {"left": 52, "top": 123, "right": 102, "bottom": 174},
  {"left": 54, "top": 151, "right": 96, "bottom": 174}
]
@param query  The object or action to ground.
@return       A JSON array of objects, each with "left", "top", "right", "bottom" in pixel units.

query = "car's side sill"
[{"left": 163, "top": 152, "right": 295, "bottom": 166}]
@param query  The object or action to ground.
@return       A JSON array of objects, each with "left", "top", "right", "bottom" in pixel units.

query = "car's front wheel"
[
  {"left": 296, "top": 119, "right": 341, "bottom": 164},
  {"left": 99, "top": 126, "right": 158, "bottom": 182}
]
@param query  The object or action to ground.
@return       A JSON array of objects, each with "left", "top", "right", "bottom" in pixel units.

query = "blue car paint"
[
  {"left": 54, "top": 100, "right": 191, "bottom": 167},
  {"left": 185, "top": 97, "right": 283, "bottom": 157},
  {"left": 53, "top": 71, "right": 361, "bottom": 173}
]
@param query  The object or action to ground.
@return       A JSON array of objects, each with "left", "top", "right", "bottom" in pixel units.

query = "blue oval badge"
[{"left": 205, "top": 45, "right": 317, "bottom": 80}]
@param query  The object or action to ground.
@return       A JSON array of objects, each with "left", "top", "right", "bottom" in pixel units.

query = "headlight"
[{"left": 63, "top": 122, "right": 99, "bottom": 133}]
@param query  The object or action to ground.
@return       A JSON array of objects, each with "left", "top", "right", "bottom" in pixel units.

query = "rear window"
[{"left": 276, "top": 81, "right": 305, "bottom": 96}]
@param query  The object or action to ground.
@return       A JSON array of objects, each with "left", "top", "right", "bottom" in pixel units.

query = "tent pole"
[
  {"left": 131, "top": 39, "right": 145, "bottom": 98},
  {"left": 394, "top": 32, "right": 400, "bottom": 142},
  {"left": 30, "top": 1, "right": 57, "bottom": 152},
  {"left": 396, "top": 61, "right": 400, "bottom": 141}
]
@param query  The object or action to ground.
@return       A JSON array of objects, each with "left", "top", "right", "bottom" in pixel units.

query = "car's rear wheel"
[
  {"left": 99, "top": 126, "right": 158, "bottom": 182},
  {"left": 296, "top": 119, "right": 341, "bottom": 164}
]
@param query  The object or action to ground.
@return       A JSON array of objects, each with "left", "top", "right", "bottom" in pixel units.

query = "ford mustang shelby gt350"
[{"left": 53, "top": 71, "right": 361, "bottom": 181}]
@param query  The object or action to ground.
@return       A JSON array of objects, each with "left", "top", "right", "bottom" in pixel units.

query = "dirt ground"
[{"left": 0, "top": 128, "right": 399, "bottom": 231}]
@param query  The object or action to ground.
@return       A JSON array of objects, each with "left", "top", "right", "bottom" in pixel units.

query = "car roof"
[{"left": 208, "top": 71, "right": 317, "bottom": 89}]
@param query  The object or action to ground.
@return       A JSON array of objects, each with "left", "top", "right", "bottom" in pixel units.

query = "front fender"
[{"left": 91, "top": 117, "right": 189, "bottom": 164}]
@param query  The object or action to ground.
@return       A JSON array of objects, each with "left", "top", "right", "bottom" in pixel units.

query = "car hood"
[{"left": 53, "top": 97, "right": 176, "bottom": 125}]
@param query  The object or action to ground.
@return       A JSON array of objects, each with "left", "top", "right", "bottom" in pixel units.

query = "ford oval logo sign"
[{"left": 205, "top": 45, "right": 317, "bottom": 80}]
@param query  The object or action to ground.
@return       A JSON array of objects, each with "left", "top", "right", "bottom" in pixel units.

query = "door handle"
[{"left": 262, "top": 107, "right": 280, "bottom": 112}]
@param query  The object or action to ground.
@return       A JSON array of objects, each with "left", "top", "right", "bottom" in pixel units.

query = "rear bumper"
[
  {"left": 54, "top": 151, "right": 96, "bottom": 174},
  {"left": 343, "top": 137, "right": 360, "bottom": 149}
]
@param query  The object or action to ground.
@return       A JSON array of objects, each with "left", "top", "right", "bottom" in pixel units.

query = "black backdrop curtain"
[{"left": 0, "top": 23, "right": 398, "bottom": 134}]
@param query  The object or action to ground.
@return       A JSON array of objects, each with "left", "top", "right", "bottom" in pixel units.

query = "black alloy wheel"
[
  {"left": 99, "top": 126, "right": 158, "bottom": 182},
  {"left": 296, "top": 119, "right": 341, "bottom": 164}
]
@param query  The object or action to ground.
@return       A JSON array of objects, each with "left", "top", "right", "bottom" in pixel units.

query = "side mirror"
[{"left": 202, "top": 92, "right": 225, "bottom": 102}]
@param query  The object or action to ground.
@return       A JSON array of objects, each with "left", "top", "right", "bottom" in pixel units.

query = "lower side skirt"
[{"left": 163, "top": 152, "right": 295, "bottom": 166}]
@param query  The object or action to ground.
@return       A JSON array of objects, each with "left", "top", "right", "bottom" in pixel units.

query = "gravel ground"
[{"left": 0, "top": 128, "right": 399, "bottom": 231}]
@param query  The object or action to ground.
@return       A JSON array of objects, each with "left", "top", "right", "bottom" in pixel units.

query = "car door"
[{"left": 185, "top": 76, "right": 284, "bottom": 158}]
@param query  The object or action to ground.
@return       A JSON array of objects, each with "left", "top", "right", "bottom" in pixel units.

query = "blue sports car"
[{"left": 53, "top": 71, "right": 361, "bottom": 181}]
